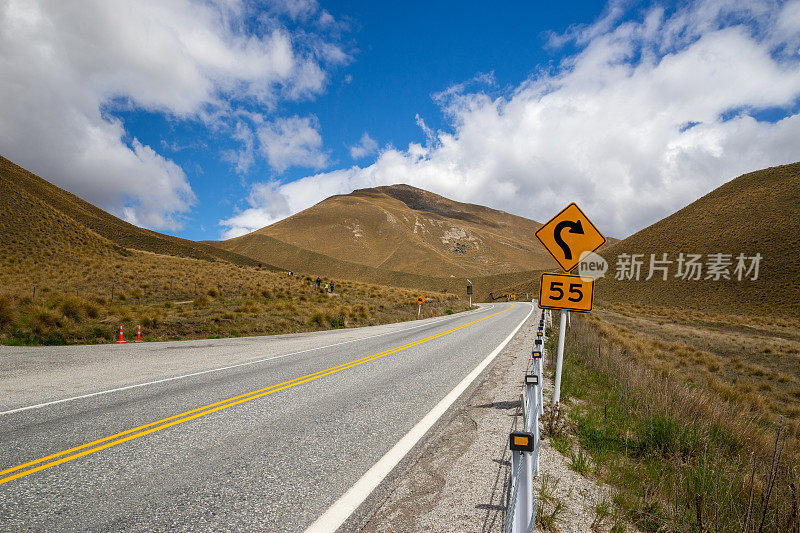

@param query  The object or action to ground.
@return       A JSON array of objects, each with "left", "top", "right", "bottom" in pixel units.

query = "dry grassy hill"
[
  {"left": 489, "top": 162, "right": 800, "bottom": 317},
  {"left": 227, "top": 184, "right": 557, "bottom": 277},
  {"left": 211, "top": 231, "right": 543, "bottom": 302},
  {"left": 212, "top": 232, "right": 464, "bottom": 292},
  {"left": 596, "top": 162, "right": 800, "bottom": 317},
  {"left": 0, "top": 156, "right": 268, "bottom": 268},
  {"left": 0, "top": 157, "right": 461, "bottom": 345}
]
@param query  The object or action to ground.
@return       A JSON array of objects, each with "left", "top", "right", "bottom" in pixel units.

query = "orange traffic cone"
[
  {"left": 431, "top": 311, "right": 434, "bottom": 318},
  {"left": 135, "top": 324, "right": 142, "bottom": 343},
  {"left": 116, "top": 324, "right": 126, "bottom": 344}
]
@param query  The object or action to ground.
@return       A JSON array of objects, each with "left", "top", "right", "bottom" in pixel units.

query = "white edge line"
[
  {"left": 0, "top": 304, "right": 493, "bottom": 417},
  {"left": 304, "top": 302, "right": 534, "bottom": 533}
]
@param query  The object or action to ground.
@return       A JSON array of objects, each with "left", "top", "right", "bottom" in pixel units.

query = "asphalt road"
[{"left": 0, "top": 302, "right": 532, "bottom": 531}]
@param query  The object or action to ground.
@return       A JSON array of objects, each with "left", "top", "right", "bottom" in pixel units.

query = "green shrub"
[{"left": 193, "top": 295, "right": 210, "bottom": 308}]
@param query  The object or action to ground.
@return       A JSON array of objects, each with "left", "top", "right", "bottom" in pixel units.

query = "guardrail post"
[
  {"left": 534, "top": 355, "right": 543, "bottom": 416},
  {"left": 553, "top": 311, "right": 568, "bottom": 405},
  {"left": 509, "top": 432, "right": 534, "bottom": 533},
  {"left": 525, "top": 373, "right": 540, "bottom": 476}
]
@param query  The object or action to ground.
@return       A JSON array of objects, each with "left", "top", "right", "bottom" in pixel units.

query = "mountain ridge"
[
  {"left": 0, "top": 155, "right": 271, "bottom": 268},
  {"left": 228, "top": 183, "right": 562, "bottom": 278}
]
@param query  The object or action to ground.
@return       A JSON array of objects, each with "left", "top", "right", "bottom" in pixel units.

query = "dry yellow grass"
[
  {"left": 0, "top": 248, "right": 461, "bottom": 344},
  {"left": 560, "top": 316, "right": 799, "bottom": 530},
  {"left": 597, "top": 162, "right": 800, "bottom": 318},
  {"left": 0, "top": 155, "right": 463, "bottom": 345},
  {"left": 587, "top": 303, "right": 800, "bottom": 446}
]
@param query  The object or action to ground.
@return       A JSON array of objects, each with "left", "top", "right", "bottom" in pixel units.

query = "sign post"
[
  {"left": 535, "top": 202, "right": 605, "bottom": 405},
  {"left": 466, "top": 280, "right": 473, "bottom": 309},
  {"left": 417, "top": 296, "right": 425, "bottom": 318}
]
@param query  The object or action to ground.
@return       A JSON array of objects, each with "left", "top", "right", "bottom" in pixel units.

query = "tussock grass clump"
[
  {"left": 26, "top": 306, "right": 65, "bottom": 334},
  {"left": 307, "top": 311, "right": 327, "bottom": 327},
  {"left": 54, "top": 295, "right": 101, "bottom": 321},
  {"left": 0, "top": 294, "right": 15, "bottom": 328},
  {"left": 193, "top": 295, "right": 210, "bottom": 309}
]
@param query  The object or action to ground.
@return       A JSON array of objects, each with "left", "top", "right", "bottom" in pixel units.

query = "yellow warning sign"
[{"left": 535, "top": 203, "right": 606, "bottom": 273}]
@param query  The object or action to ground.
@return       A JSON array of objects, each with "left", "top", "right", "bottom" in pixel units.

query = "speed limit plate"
[{"left": 538, "top": 272, "right": 594, "bottom": 312}]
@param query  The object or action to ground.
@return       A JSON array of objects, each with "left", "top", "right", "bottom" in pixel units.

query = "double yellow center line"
[{"left": 0, "top": 305, "right": 512, "bottom": 486}]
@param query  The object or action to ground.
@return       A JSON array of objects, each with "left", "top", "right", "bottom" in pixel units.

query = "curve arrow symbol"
[{"left": 553, "top": 219, "right": 584, "bottom": 260}]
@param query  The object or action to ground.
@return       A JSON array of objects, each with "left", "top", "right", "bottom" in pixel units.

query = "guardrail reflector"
[{"left": 510, "top": 431, "right": 535, "bottom": 452}]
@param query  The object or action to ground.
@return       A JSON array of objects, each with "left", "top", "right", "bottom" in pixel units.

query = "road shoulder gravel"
[{"left": 357, "top": 310, "right": 622, "bottom": 533}]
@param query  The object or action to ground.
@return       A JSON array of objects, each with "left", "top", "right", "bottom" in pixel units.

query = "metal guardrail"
[{"left": 504, "top": 304, "right": 546, "bottom": 533}]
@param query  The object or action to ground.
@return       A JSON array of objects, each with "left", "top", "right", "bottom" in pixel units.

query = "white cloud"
[
  {"left": 222, "top": 0, "right": 800, "bottom": 239},
  {"left": 219, "top": 181, "right": 292, "bottom": 238},
  {"left": 0, "top": 0, "right": 347, "bottom": 229},
  {"left": 222, "top": 121, "right": 257, "bottom": 174},
  {"left": 270, "top": 0, "right": 319, "bottom": 21},
  {"left": 256, "top": 115, "right": 329, "bottom": 172},
  {"left": 348, "top": 132, "right": 379, "bottom": 159}
]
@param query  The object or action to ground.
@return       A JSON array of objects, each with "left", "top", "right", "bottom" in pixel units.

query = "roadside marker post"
[
  {"left": 504, "top": 303, "right": 544, "bottom": 532},
  {"left": 520, "top": 391, "right": 528, "bottom": 433}
]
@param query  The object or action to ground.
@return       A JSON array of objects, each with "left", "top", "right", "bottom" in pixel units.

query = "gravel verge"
[{"left": 358, "top": 309, "right": 624, "bottom": 533}]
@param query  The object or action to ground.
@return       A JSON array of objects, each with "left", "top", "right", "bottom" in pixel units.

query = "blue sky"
[
  {"left": 115, "top": 0, "right": 609, "bottom": 239},
  {"left": 2, "top": 0, "right": 799, "bottom": 241}
]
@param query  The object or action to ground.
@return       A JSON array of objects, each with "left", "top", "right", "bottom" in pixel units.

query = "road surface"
[{"left": 0, "top": 302, "right": 532, "bottom": 531}]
